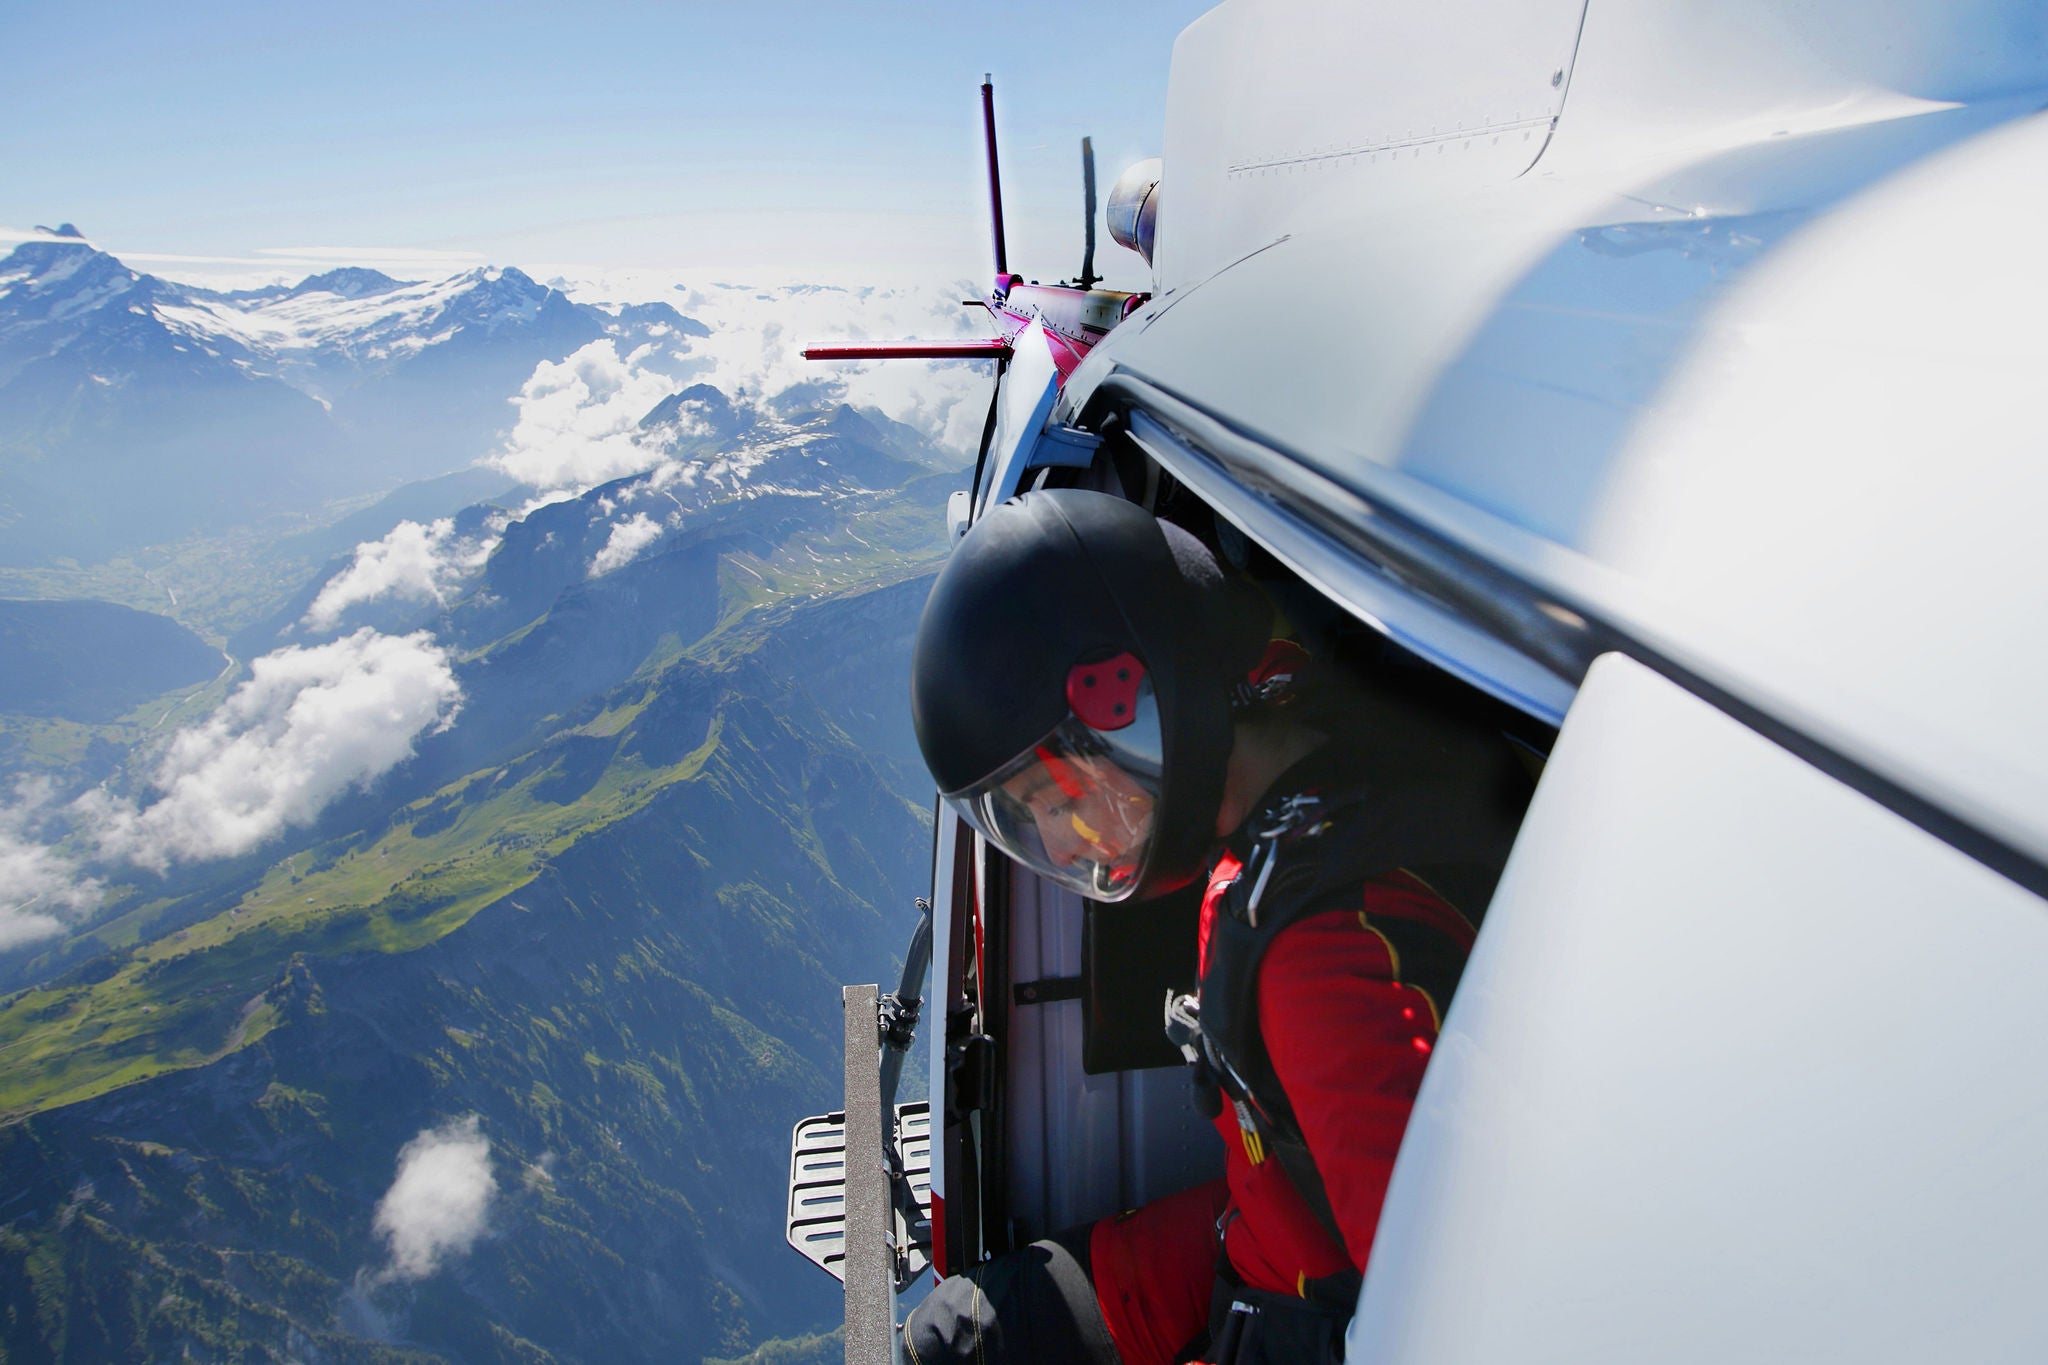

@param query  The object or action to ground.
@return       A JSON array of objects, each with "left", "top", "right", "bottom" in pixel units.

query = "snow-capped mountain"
[
  {"left": 0, "top": 226, "right": 268, "bottom": 387},
  {"left": 245, "top": 388, "right": 951, "bottom": 662},
  {"left": 158, "top": 264, "right": 618, "bottom": 393},
  {"left": 1, "top": 228, "right": 702, "bottom": 394},
  {"left": 0, "top": 227, "right": 704, "bottom": 566}
]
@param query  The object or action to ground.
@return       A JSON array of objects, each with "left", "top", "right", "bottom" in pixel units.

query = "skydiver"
[{"left": 902, "top": 489, "right": 1528, "bottom": 1365}]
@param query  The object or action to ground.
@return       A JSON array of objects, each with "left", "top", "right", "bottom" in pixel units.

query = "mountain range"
[
  {"left": 0, "top": 227, "right": 962, "bottom": 1360},
  {"left": 0, "top": 227, "right": 701, "bottom": 566}
]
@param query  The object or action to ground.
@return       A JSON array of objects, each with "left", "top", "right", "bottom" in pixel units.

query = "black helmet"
[{"left": 911, "top": 489, "right": 1271, "bottom": 901}]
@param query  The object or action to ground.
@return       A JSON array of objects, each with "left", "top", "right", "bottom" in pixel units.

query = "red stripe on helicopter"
[{"left": 801, "top": 339, "right": 1013, "bottom": 361}]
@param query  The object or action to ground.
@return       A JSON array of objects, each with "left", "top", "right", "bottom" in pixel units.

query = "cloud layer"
[
  {"left": 78, "top": 629, "right": 461, "bottom": 873},
  {"left": 3, "top": 273, "right": 982, "bottom": 953},
  {"left": 588, "top": 511, "right": 667, "bottom": 577},
  {"left": 657, "top": 279, "right": 993, "bottom": 453},
  {"left": 304, "top": 519, "right": 496, "bottom": 631},
  {"left": 0, "top": 781, "right": 103, "bottom": 952},
  {"left": 490, "top": 340, "right": 682, "bottom": 494},
  {"left": 371, "top": 1115, "right": 497, "bottom": 1283},
  {"left": 487, "top": 278, "right": 988, "bottom": 502}
]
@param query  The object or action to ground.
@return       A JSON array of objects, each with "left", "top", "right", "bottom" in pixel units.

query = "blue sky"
[{"left": 0, "top": 1, "right": 1214, "bottom": 286}]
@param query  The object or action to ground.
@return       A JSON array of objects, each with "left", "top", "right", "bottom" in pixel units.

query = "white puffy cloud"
[
  {"left": 489, "top": 340, "right": 680, "bottom": 494},
  {"left": 480, "top": 278, "right": 987, "bottom": 518},
  {"left": 543, "top": 273, "right": 994, "bottom": 459},
  {"left": 588, "top": 511, "right": 667, "bottom": 577},
  {"left": 0, "top": 780, "right": 102, "bottom": 951},
  {"left": 371, "top": 1115, "right": 497, "bottom": 1283},
  {"left": 77, "top": 630, "right": 461, "bottom": 872},
  {"left": 663, "top": 279, "right": 992, "bottom": 453},
  {"left": 304, "top": 518, "right": 498, "bottom": 631}
]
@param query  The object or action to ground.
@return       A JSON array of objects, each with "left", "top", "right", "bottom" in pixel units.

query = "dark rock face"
[
  {"left": 639, "top": 384, "right": 746, "bottom": 437},
  {"left": 612, "top": 302, "right": 711, "bottom": 339},
  {"left": 747, "top": 574, "right": 938, "bottom": 806},
  {"left": 0, "top": 598, "right": 222, "bottom": 722},
  {"left": 290, "top": 268, "right": 411, "bottom": 300}
]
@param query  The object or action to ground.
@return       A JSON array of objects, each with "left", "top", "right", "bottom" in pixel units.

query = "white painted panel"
[
  {"left": 1003, "top": 860, "right": 1223, "bottom": 1239},
  {"left": 1004, "top": 867, "right": 1126, "bottom": 1237},
  {"left": 1351, "top": 653, "right": 2048, "bottom": 1363},
  {"left": 1082, "top": 10, "right": 2048, "bottom": 863},
  {"left": 1157, "top": 0, "right": 1584, "bottom": 290},
  {"left": 1545, "top": 0, "right": 2048, "bottom": 180},
  {"left": 1572, "top": 110, "right": 2048, "bottom": 882},
  {"left": 925, "top": 809, "right": 964, "bottom": 1209}
]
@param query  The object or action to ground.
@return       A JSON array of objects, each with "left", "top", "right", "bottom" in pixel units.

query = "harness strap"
[
  {"left": 1187, "top": 765, "right": 1522, "bottom": 1272},
  {"left": 1269, "top": 1128, "right": 1350, "bottom": 1265}
]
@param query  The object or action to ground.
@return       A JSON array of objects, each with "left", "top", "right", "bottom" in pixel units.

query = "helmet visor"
[{"left": 942, "top": 682, "right": 1164, "bottom": 902}]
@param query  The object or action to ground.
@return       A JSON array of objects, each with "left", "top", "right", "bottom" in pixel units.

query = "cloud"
[
  {"left": 588, "top": 511, "right": 667, "bottom": 577},
  {"left": 666, "top": 279, "right": 992, "bottom": 453},
  {"left": 255, "top": 246, "right": 488, "bottom": 265},
  {"left": 370, "top": 1115, "right": 497, "bottom": 1283},
  {"left": 521, "top": 271, "right": 996, "bottom": 460},
  {"left": 303, "top": 518, "right": 497, "bottom": 631},
  {"left": 479, "top": 277, "right": 988, "bottom": 516},
  {"left": 0, "top": 225, "right": 101, "bottom": 251},
  {"left": 488, "top": 340, "right": 681, "bottom": 494},
  {"left": 0, "top": 780, "right": 103, "bottom": 952},
  {"left": 77, "top": 630, "right": 461, "bottom": 872}
]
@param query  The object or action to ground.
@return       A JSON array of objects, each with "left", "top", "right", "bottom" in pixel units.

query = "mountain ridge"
[
  {"left": 0, "top": 395, "right": 952, "bottom": 1360},
  {"left": 0, "top": 229, "right": 966, "bottom": 1359},
  {"left": 0, "top": 567, "right": 938, "bottom": 1360},
  {"left": 0, "top": 235, "right": 705, "bottom": 566}
]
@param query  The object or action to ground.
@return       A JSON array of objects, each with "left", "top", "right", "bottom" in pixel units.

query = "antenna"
[
  {"left": 981, "top": 75, "right": 1009, "bottom": 278},
  {"left": 1078, "top": 137, "right": 1100, "bottom": 290}
]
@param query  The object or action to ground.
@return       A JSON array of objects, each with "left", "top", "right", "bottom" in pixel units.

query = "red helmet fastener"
[{"left": 1067, "top": 652, "right": 1145, "bottom": 731}]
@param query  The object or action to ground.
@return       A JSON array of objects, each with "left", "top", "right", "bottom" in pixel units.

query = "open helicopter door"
[
  {"left": 797, "top": 0, "right": 2048, "bottom": 1356},
  {"left": 784, "top": 69, "right": 1156, "bottom": 1356}
]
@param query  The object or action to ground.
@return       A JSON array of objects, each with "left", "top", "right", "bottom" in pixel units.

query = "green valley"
[{"left": 0, "top": 396, "right": 955, "bottom": 1362}]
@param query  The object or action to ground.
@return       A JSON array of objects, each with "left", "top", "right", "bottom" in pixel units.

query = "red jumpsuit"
[{"left": 1086, "top": 854, "right": 1477, "bottom": 1365}]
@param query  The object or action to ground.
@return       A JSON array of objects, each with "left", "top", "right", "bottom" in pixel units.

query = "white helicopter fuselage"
[{"left": 918, "top": 0, "right": 2048, "bottom": 1359}]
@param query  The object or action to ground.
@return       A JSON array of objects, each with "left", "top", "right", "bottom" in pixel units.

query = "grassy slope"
[
  {"left": 0, "top": 715, "right": 724, "bottom": 1121},
  {"left": 0, "top": 480, "right": 947, "bottom": 1125},
  {"left": 0, "top": 537, "right": 943, "bottom": 1362}
]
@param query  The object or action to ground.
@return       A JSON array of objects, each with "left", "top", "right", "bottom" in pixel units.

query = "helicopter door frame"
[{"left": 1079, "top": 367, "right": 2048, "bottom": 898}]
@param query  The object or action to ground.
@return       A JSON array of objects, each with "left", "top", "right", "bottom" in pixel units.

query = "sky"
[{"left": 0, "top": 0, "right": 1217, "bottom": 289}]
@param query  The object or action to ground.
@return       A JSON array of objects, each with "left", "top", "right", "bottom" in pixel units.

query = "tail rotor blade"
[
  {"left": 1079, "top": 136, "right": 1099, "bottom": 290},
  {"left": 981, "top": 75, "right": 1009, "bottom": 279}
]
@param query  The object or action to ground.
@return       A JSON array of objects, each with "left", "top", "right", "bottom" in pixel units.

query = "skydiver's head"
[{"left": 909, "top": 489, "right": 1272, "bottom": 901}]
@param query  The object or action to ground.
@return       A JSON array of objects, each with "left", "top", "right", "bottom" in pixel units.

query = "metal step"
[{"left": 786, "top": 1101, "right": 932, "bottom": 1284}]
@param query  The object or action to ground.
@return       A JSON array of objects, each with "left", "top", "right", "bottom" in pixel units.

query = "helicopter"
[{"left": 791, "top": 2, "right": 2048, "bottom": 1361}]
